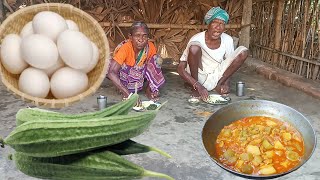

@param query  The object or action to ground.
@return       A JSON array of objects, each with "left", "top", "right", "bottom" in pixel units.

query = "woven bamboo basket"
[{"left": 0, "top": 3, "right": 110, "bottom": 108}]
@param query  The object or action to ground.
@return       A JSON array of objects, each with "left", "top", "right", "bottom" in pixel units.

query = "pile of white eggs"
[{"left": 0, "top": 11, "right": 100, "bottom": 99}]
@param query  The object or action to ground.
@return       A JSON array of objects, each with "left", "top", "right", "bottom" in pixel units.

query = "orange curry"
[{"left": 215, "top": 116, "right": 304, "bottom": 175}]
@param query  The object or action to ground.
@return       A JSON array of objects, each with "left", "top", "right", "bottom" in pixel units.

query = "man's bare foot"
[
  {"left": 146, "top": 86, "right": 159, "bottom": 101},
  {"left": 221, "top": 84, "right": 230, "bottom": 94},
  {"left": 215, "top": 83, "right": 230, "bottom": 95}
]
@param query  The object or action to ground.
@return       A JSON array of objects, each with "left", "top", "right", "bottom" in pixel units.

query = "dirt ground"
[{"left": 0, "top": 59, "right": 320, "bottom": 180}]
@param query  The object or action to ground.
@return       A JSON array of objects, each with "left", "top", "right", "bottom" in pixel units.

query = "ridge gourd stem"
[
  {"left": 149, "top": 146, "right": 172, "bottom": 158},
  {"left": 134, "top": 82, "right": 139, "bottom": 106},
  {"left": 156, "top": 100, "right": 168, "bottom": 111},
  {"left": 143, "top": 170, "right": 175, "bottom": 180},
  {"left": 0, "top": 137, "right": 4, "bottom": 148},
  {"left": 135, "top": 82, "right": 138, "bottom": 94}
]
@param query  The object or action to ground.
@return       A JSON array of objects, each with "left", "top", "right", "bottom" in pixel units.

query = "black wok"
[{"left": 202, "top": 100, "right": 317, "bottom": 178}]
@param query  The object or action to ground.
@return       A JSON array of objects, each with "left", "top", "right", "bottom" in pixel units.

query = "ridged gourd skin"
[
  {"left": 11, "top": 151, "right": 174, "bottom": 180},
  {"left": 5, "top": 110, "right": 157, "bottom": 157},
  {"left": 16, "top": 93, "right": 139, "bottom": 125}
]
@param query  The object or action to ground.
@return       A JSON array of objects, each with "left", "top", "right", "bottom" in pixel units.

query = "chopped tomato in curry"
[{"left": 215, "top": 116, "right": 304, "bottom": 175}]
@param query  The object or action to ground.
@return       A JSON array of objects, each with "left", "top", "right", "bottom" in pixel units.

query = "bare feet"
[
  {"left": 146, "top": 86, "right": 159, "bottom": 101},
  {"left": 215, "top": 80, "right": 230, "bottom": 95}
]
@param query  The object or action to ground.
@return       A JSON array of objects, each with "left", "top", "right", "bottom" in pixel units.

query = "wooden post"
[
  {"left": 272, "top": 0, "right": 285, "bottom": 65},
  {"left": 239, "top": 0, "right": 252, "bottom": 48},
  {"left": 0, "top": 0, "right": 5, "bottom": 22},
  {"left": 298, "top": 0, "right": 309, "bottom": 76},
  {"left": 313, "top": 22, "right": 320, "bottom": 80}
]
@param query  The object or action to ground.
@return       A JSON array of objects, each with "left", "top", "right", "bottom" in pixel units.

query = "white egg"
[
  {"left": 57, "top": 30, "right": 92, "bottom": 70},
  {"left": 20, "top": 21, "right": 34, "bottom": 38},
  {"left": 18, "top": 67, "right": 50, "bottom": 98},
  {"left": 0, "top": 34, "right": 28, "bottom": 74},
  {"left": 81, "top": 41, "right": 99, "bottom": 73},
  {"left": 43, "top": 57, "right": 65, "bottom": 77},
  {"left": 32, "top": 11, "right": 68, "bottom": 42},
  {"left": 21, "top": 34, "right": 59, "bottom": 69},
  {"left": 66, "top": 20, "right": 79, "bottom": 31},
  {"left": 50, "top": 67, "right": 88, "bottom": 99}
]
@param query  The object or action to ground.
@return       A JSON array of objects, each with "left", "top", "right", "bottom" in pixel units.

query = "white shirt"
[{"left": 180, "top": 31, "right": 235, "bottom": 74}]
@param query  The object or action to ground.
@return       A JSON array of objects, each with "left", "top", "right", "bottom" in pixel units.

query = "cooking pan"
[{"left": 202, "top": 100, "right": 317, "bottom": 178}]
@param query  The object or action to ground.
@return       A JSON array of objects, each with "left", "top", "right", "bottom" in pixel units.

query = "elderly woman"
[
  {"left": 177, "top": 7, "right": 249, "bottom": 100},
  {"left": 107, "top": 21, "right": 165, "bottom": 101}
]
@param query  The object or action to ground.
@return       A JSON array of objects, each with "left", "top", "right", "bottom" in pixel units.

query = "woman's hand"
[
  {"left": 121, "top": 92, "right": 131, "bottom": 99},
  {"left": 108, "top": 59, "right": 133, "bottom": 101}
]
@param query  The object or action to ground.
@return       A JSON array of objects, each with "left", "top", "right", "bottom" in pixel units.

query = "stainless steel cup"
[
  {"left": 236, "top": 81, "right": 245, "bottom": 96},
  {"left": 97, "top": 95, "right": 107, "bottom": 110}
]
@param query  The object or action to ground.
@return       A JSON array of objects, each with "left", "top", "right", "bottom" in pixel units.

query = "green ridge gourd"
[
  {"left": 16, "top": 93, "right": 139, "bottom": 125},
  {"left": 10, "top": 94, "right": 172, "bottom": 159},
  {"left": 4, "top": 110, "right": 157, "bottom": 157},
  {"left": 10, "top": 151, "right": 174, "bottom": 180}
]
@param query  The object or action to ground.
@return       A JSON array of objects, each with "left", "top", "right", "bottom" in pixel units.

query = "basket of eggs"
[{"left": 0, "top": 3, "right": 110, "bottom": 108}]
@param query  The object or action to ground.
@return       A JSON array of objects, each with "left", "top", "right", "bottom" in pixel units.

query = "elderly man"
[{"left": 177, "top": 7, "right": 248, "bottom": 100}]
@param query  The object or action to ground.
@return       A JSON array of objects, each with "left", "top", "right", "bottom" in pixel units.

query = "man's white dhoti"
[{"left": 193, "top": 46, "right": 248, "bottom": 90}]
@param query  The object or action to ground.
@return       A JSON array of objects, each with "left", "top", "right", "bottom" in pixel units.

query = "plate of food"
[
  {"left": 204, "top": 94, "right": 230, "bottom": 105},
  {"left": 132, "top": 101, "right": 161, "bottom": 111}
]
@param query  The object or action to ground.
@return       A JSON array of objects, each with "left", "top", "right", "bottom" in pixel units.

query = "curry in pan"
[{"left": 215, "top": 116, "right": 304, "bottom": 175}]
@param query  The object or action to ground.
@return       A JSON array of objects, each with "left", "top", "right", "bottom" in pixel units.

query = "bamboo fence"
[{"left": 251, "top": 0, "right": 320, "bottom": 81}]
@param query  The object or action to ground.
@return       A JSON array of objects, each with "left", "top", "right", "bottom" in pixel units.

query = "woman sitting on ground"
[{"left": 107, "top": 21, "right": 165, "bottom": 101}]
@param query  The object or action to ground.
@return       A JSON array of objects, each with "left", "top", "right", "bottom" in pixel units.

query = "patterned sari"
[{"left": 114, "top": 40, "right": 165, "bottom": 93}]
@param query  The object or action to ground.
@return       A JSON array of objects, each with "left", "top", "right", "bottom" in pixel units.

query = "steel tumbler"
[
  {"left": 97, "top": 95, "right": 107, "bottom": 110},
  {"left": 236, "top": 81, "right": 245, "bottom": 96}
]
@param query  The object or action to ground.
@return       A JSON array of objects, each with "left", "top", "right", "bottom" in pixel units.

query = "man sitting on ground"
[{"left": 177, "top": 6, "right": 248, "bottom": 100}]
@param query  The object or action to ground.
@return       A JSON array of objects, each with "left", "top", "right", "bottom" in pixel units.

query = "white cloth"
[{"left": 180, "top": 31, "right": 248, "bottom": 91}]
